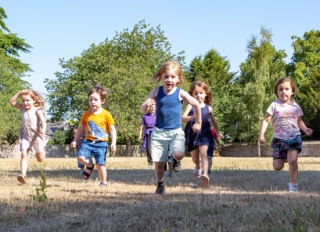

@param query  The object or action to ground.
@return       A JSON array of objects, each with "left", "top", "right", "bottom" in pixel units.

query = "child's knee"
[
  {"left": 273, "top": 160, "right": 284, "bottom": 171},
  {"left": 36, "top": 153, "right": 45, "bottom": 162},
  {"left": 172, "top": 152, "right": 184, "bottom": 160}
]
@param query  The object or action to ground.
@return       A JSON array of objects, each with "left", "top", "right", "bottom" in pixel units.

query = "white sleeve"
[{"left": 266, "top": 102, "right": 275, "bottom": 116}]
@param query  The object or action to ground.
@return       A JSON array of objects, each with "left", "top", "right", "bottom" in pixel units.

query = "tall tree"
[
  {"left": 235, "top": 27, "right": 287, "bottom": 143},
  {"left": 45, "top": 21, "right": 184, "bottom": 155},
  {"left": 186, "top": 49, "right": 236, "bottom": 138},
  {"left": 286, "top": 30, "right": 320, "bottom": 138},
  {"left": 0, "top": 7, "right": 31, "bottom": 144}
]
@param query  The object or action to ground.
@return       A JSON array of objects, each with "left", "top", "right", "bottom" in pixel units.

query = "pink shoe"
[{"left": 201, "top": 175, "right": 209, "bottom": 188}]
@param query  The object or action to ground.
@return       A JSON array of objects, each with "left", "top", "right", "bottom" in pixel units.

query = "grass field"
[{"left": 1, "top": 157, "right": 320, "bottom": 231}]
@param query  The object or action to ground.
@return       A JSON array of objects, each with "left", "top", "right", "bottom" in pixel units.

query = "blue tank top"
[{"left": 155, "top": 86, "right": 182, "bottom": 130}]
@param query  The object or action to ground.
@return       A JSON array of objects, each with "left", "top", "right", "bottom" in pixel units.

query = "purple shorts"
[{"left": 271, "top": 136, "right": 302, "bottom": 160}]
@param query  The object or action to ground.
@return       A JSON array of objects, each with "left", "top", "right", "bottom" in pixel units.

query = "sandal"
[
  {"left": 17, "top": 174, "right": 26, "bottom": 184},
  {"left": 82, "top": 164, "right": 94, "bottom": 180},
  {"left": 200, "top": 175, "right": 209, "bottom": 188}
]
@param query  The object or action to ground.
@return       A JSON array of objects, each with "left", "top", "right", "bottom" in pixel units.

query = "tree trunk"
[
  {"left": 258, "top": 141, "right": 261, "bottom": 157},
  {"left": 123, "top": 138, "right": 132, "bottom": 157}
]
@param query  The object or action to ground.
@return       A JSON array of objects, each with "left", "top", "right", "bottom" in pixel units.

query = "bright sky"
[{"left": 2, "top": 0, "right": 319, "bottom": 95}]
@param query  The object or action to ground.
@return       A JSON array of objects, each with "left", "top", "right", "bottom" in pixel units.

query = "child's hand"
[
  {"left": 304, "top": 128, "right": 313, "bottom": 136},
  {"left": 192, "top": 122, "right": 201, "bottom": 132},
  {"left": 218, "top": 133, "right": 224, "bottom": 140},
  {"left": 111, "top": 144, "right": 116, "bottom": 153},
  {"left": 20, "top": 89, "right": 30, "bottom": 95},
  {"left": 39, "top": 128, "right": 45, "bottom": 135},
  {"left": 70, "top": 141, "right": 77, "bottom": 149},
  {"left": 258, "top": 136, "right": 265, "bottom": 144}
]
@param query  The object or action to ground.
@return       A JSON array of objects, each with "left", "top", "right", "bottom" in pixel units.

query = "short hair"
[
  {"left": 88, "top": 85, "right": 108, "bottom": 101},
  {"left": 188, "top": 80, "right": 213, "bottom": 105},
  {"left": 151, "top": 60, "right": 183, "bottom": 84},
  {"left": 274, "top": 77, "right": 296, "bottom": 97}
]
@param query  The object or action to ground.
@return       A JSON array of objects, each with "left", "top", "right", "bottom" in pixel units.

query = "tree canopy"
[
  {"left": 0, "top": 7, "right": 31, "bottom": 144},
  {"left": 45, "top": 21, "right": 184, "bottom": 152}
]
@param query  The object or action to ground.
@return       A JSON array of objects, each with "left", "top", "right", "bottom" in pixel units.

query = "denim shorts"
[
  {"left": 271, "top": 136, "right": 302, "bottom": 160},
  {"left": 151, "top": 127, "right": 185, "bottom": 162},
  {"left": 77, "top": 140, "right": 108, "bottom": 165}
]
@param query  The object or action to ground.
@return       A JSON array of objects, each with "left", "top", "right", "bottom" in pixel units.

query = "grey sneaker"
[
  {"left": 155, "top": 182, "right": 166, "bottom": 194},
  {"left": 173, "top": 159, "right": 181, "bottom": 172}
]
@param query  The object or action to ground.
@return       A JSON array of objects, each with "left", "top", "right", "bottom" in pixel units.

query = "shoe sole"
[
  {"left": 201, "top": 175, "right": 209, "bottom": 188},
  {"left": 17, "top": 175, "right": 26, "bottom": 184}
]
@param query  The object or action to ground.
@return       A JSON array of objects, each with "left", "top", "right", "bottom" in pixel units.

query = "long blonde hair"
[
  {"left": 21, "top": 90, "right": 46, "bottom": 108},
  {"left": 151, "top": 60, "right": 183, "bottom": 84}
]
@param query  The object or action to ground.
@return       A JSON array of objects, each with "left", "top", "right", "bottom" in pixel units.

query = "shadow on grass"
[{"left": 7, "top": 168, "right": 320, "bottom": 193}]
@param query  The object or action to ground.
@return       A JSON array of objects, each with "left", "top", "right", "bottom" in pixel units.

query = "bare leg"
[
  {"left": 155, "top": 162, "right": 165, "bottom": 182},
  {"left": 273, "top": 159, "right": 285, "bottom": 171},
  {"left": 20, "top": 149, "right": 28, "bottom": 176},
  {"left": 172, "top": 151, "right": 184, "bottom": 160},
  {"left": 287, "top": 149, "right": 299, "bottom": 184},
  {"left": 96, "top": 164, "right": 107, "bottom": 184},
  {"left": 190, "top": 149, "right": 200, "bottom": 170},
  {"left": 199, "top": 145, "right": 209, "bottom": 177},
  {"left": 35, "top": 151, "right": 45, "bottom": 162}
]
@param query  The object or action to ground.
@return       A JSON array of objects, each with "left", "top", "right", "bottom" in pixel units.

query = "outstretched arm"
[
  {"left": 259, "top": 113, "right": 272, "bottom": 144},
  {"left": 297, "top": 117, "right": 313, "bottom": 136},
  {"left": 141, "top": 87, "right": 158, "bottom": 112},
  {"left": 109, "top": 125, "right": 117, "bottom": 152},
  {"left": 181, "top": 104, "right": 195, "bottom": 123},
  {"left": 180, "top": 89, "right": 201, "bottom": 132},
  {"left": 71, "top": 124, "right": 85, "bottom": 149},
  {"left": 9, "top": 90, "right": 29, "bottom": 110},
  {"left": 209, "top": 106, "right": 220, "bottom": 137}
]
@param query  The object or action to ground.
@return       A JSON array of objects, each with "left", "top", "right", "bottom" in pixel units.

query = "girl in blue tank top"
[
  {"left": 182, "top": 80, "right": 221, "bottom": 188},
  {"left": 141, "top": 61, "right": 202, "bottom": 194}
]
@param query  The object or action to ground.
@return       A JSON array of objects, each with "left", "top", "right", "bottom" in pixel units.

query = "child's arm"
[
  {"left": 179, "top": 89, "right": 201, "bottom": 132},
  {"left": 71, "top": 124, "right": 85, "bottom": 149},
  {"left": 208, "top": 106, "right": 220, "bottom": 137},
  {"left": 297, "top": 117, "right": 313, "bottom": 136},
  {"left": 36, "top": 109, "right": 46, "bottom": 135},
  {"left": 109, "top": 125, "right": 117, "bottom": 152},
  {"left": 9, "top": 90, "right": 29, "bottom": 110},
  {"left": 258, "top": 113, "right": 272, "bottom": 144},
  {"left": 141, "top": 87, "right": 158, "bottom": 112},
  {"left": 182, "top": 104, "right": 195, "bottom": 122},
  {"left": 138, "top": 124, "right": 145, "bottom": 141}
]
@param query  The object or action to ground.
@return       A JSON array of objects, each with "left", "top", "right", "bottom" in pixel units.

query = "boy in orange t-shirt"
[{"left": 71, "top": 85, "right": 117, "bottom": 187}]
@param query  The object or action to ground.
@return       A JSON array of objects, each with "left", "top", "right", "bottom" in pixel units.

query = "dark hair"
[
  {"left": 188, "top": 80, "right": 213, "bottom": 105},
  {"left": 151, "top": 60, "right": 183, "bottom": 84},
  {"left": 88, "top": 85, "right": 108, "bottom": 101},
  {"left": 274, "top": 77, "right": 296, "bottom": 97}
]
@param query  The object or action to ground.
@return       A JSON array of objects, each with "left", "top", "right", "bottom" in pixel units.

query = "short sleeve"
[
  {"left": 266, "top": 102, "right": 275, "bottom": 116},
  {"left": 141, "top": 115, "right": 146, "bottom": 125},
  {"left": 80, "top": 112, "right": 87, "bottom": 125},
  {"left": 106, "top": 111, "right": 115, "bottom": 126}
]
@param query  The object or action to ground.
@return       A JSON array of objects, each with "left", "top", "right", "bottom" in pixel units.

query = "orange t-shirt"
[{"left": 80, "top": 108, "right": 115, "bottom": 142}]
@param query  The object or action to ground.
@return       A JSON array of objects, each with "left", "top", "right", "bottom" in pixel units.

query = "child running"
[
  {"left": 183, "top": 80, "right": 221, "bottom": 188},
  {"left": 139, "top": 102, "right": 156, "bottom": 167},
  {"left": 141, "top": 60, "right": 202, "bottom": 194},
  {"left": 9, "top": 89, "right": 48, "bottom": 184},
  {"left": 259, "top": 77, "right": 313, "bottom": 192},
  {"left": 71, "top": 85, "right": 116, "bottom": 187}
]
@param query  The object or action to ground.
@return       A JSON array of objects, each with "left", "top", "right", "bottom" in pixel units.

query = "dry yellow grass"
[{"left": 1, "top": 157, "right": 320, "bottom": 231}]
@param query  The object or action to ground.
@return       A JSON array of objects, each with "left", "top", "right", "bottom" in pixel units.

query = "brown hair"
[
  {"left": 274, "top": 77, "right": 296, "bottom": 97},
  {"left": 188, "top": 80, "right": 213, "bottom": 105},
  {"left": 88, "top": 85, "right": 108, "bottom": 101},
  {"left": 151, "top": 60, "right": 183, "bottom": 84},
  {"left": 21, "top": 90, "right": 46, "bottom": 109}
]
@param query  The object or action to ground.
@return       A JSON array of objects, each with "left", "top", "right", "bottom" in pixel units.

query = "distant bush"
[{"left": 51, "top": 130, "right": 66, "bottom": 144}]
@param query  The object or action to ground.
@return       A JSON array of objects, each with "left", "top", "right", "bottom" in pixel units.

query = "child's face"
[
  {"left": 21, "top": 94, "right": 35, "bottom": 110},
  {"left": 192, "top": 86, "right": 206, "bottom": 104},
  {"left": 88, "top": 92, "right": 105, "bottom": 112},
  {"left": 148, "top": 104, "right": 156, "bottom": 114},
  {"left": 276, "top": 81, "right": 294, "bottom": 103},
  {"left": 161, "top": 67, "right": 180, "bottom": 92}
]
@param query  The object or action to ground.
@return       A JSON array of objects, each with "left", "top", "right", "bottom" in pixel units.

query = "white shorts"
[{"left": 151, "top": 127, "right": 185, "bottom": 162}]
